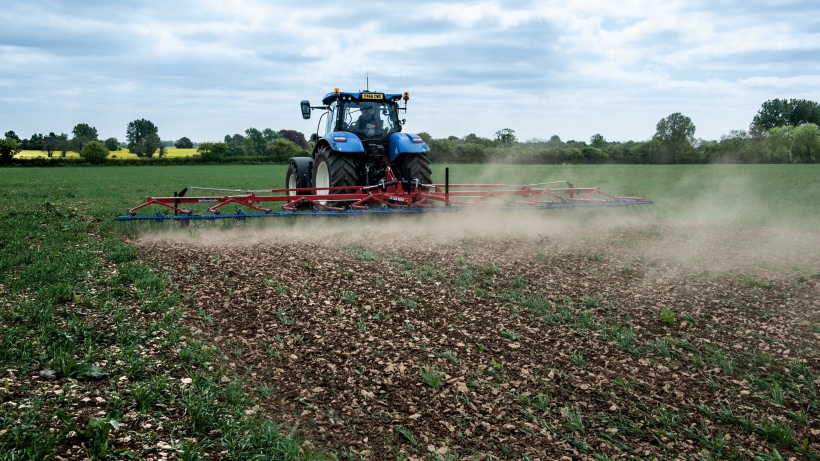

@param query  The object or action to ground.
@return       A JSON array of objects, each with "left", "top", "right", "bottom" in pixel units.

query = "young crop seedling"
[
  {"left": 485, "top": 360, "right": 505, "bottom": 381},
  {"left": 397, "top": 295, "right": 417, "bottom": 309},
  {"left": 434, "top": 350, "right": 462, "bottom": 366},
  {"left": 572, "top": 350, "right": 586, "bottom": 368},
  {"left": 564, "top": 406, "right": 585, "bottom": 435},
  {"left": 341, "top": 244, "right": 375, "bottom": 261},
  {"left": 340, "top": 290, "right": 358, "bottom": 304},
  {"left": 275, "top": 305, "right": 294, "bottom": 325},
  {"left": 653, "top": 338, "right": 672, "bottom": 358},
  {"left": 658, "top": 305, "right": 676, "bottom": 325},
  {"left": 614, "top": 326, "right": 637, "bottom": 354},
  {"left": 391, "top": 258, "right": 415, "bottom": 271},
  {"left": 510, "top": 275, "right": 527, "bottom": 288},
  {"left": 479, "top": 262, "right": 499, "bottom": 275},
  {"left": 533, "top": 390, "right": 550, "bottom": 412},
  {"left": 500, "top": 329, "right": 520, "bottom": 342},
  {"left": 744, "top": 274, "right": 773, "bottom": 289},
  {"left": 420, "top": 365, "right": 444, "bottom": 390},
  {"left": 394, "top": 426, "right": 417, "bottom": 445},
  {"left": 266, "top": 347, "right": 282, "bottom": 362},
  {"left": 58, "top": 410, "right": 124, "bottom": 460},
  {"left": 582, "top": 293, "right": 601, "bottom": 308}
]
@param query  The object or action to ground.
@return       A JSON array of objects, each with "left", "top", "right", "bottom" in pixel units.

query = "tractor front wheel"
[
  {"left": 285, "top": 163, "right": 301, "bottom": 196},
  {"left": 312, "top": 146, "right": 357, "bottom": 205}
]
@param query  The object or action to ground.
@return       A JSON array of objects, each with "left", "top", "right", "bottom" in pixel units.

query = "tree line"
[
  {"left": 420, "top": 98, "right": 820, "bottom": 165},
  {"left": 2, "top": 98, "right": 818, "bottom": 165},
  {"left": 197, "top": 129, "right": 309, "bottom": 162},
  {"left": 0, "top": 118, "right": 310, "bottom": 164}
]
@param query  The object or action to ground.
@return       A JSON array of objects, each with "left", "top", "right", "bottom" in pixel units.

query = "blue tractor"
[{"left": 287, "top": 89, "right": 432, "bottom": 198}]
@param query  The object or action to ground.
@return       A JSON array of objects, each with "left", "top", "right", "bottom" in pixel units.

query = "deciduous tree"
[
  {"left": 104, "top": 137, "right": 120, "bottom": 151},
  {"left": 765, "top": 125, "right": 794, "bottom": 163},
  {"left": 494, "top": 128, "right": 517, "bottom": 146},
  {"left": 57, "top": 133, "right": 70, "bottom": 157},
  {"left": 792, "top": 123, "right": 820, "bottom": 163},
  {"left": 196, "top": 142, "right": 228, "bottom": 161},
  {"left": 266, "top": 138, "right": 303, "bottom": 162},
  {"left": 0, "top": 131, "right": 21, "bottom": 164},
  {"left": 278, "top": 130, "right": 308, "bottom": 149},
  {"left": 244, "top": 128, "right": 267, "bottom": 156},
  {"left": 23, "top": 133, "right": 44, "bottom": 151},
  {"left": 751, "top": 99, "right": 820, "bottom": 130},
  {"left": 223, "top": 134, "right": 245, "bottom": 157},
  {"left": 126, "top": 119, "right": 160, "bottom": 158},
  {"left": 71, "top": 123, "right": 99, "bottom": 153},
  {"left": 174, "top": 137, "right": 194, "bottom": 149},
  {"left": 43, "top": 132, "right": 60, "bottom": 157},
  {"left": 653, "top": 113, "right": 696, "bottom": 163},
  {"left": 80, "top": 140, "right": 109, "bottom": 163}
]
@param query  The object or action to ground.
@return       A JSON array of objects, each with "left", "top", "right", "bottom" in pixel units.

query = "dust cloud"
[{"left": 135, "top": 163, "right": 820, "bottom": 277}]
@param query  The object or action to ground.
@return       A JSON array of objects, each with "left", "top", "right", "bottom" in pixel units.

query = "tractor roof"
[{"left": 322, "top": 90, "right": 405, "bottom": 105}]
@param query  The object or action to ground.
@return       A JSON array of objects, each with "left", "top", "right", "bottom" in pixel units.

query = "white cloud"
[{"left": 0, "top": 0, "right": 818, "bottom": 142}]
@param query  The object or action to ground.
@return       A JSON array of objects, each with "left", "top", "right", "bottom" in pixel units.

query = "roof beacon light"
[
  {"left": 403, "top": 92, "right": 410, "bottom": 101},
  {"left": 334, "top": 88, "right": 340, "bottom": 95}
]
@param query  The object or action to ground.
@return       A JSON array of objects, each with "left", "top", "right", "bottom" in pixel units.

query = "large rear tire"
[
  {"left": 394, "top": 154, "right": 432, "bottom": 187},
  {"left": 313, "top": 146, "right": 357, "bottom": 205}
]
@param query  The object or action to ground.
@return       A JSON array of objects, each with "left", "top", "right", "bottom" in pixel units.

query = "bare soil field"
[{"left": 137, "top": 212, "right": 820, "bottom": 460}]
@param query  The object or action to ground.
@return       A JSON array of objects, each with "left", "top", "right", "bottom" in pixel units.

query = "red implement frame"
[{"left": 122, "top": 166, "right": 651, "bottom": 219}]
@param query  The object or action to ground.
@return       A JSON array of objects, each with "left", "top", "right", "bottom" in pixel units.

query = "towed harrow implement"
[{"left": 116, "top": 168, "right": 652, "bottom": 222}]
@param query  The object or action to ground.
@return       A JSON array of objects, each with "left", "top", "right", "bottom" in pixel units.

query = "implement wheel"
[
  {"left": 312, "top": 146, "right": 357, "bottom": 205},
  {"left": 394, "top": 153, "right": 432, "bottom": 187}
]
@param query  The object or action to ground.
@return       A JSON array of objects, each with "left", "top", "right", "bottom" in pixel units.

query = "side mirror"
[{"left": 300, "top": 101, "right": 311, "bottom": 119}]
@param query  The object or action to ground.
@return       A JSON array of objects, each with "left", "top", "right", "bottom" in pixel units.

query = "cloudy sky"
[{"left": 1, "top": 1, "right": 818, "bottom": 144}]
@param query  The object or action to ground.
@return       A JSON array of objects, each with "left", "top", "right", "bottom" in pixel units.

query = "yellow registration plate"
[{"left": 361, "top": 93, "right": 384, "bottom": 100}]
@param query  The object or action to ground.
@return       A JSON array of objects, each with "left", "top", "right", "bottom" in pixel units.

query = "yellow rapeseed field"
[{"left": 16, "top": 148, "right": 198, "bottom": 159}]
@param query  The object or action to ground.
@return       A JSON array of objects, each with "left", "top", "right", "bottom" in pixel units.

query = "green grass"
[
  {"left": 0, "top": 165, "right": 331, "bottom": 459},
  {"left": 0, "top": 163, "right": 815, "bottom": 228}
]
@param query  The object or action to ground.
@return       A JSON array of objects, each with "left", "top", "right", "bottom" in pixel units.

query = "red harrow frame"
[{"left": 116, "top": 168, "right": 652, "bottom": 222}]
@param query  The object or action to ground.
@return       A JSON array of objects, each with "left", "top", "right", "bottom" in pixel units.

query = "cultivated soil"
[{"left": 136, "top": 211, "right": 820, "bottom": 460}]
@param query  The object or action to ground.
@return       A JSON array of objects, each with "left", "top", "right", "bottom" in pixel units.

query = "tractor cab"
[
  {"left": 337, "top": 100, "right": 400, "bottom": 140},
  {"left": 302, "top": 90, "right": 408, "bottom": 141}
]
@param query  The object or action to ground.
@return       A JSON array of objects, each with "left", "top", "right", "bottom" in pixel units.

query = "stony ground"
[{"left": 137, "top": 212, "right": 820, "bottom": 460}]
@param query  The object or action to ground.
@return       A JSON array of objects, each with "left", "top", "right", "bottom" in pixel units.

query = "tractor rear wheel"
[
  {"left": 394, "top": 154, "right": 432, "bottom": 187},
  {"left": 312, "top": 146, "right": 357, "bottom": 205}
]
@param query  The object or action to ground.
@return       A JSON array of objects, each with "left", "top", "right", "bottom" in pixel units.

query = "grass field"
[
  {"left": 0, "top": 163, "right": 818, "bottom": 459},
  {"left": 2, "top": 163, "right": 818, "bottom": 228}
]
